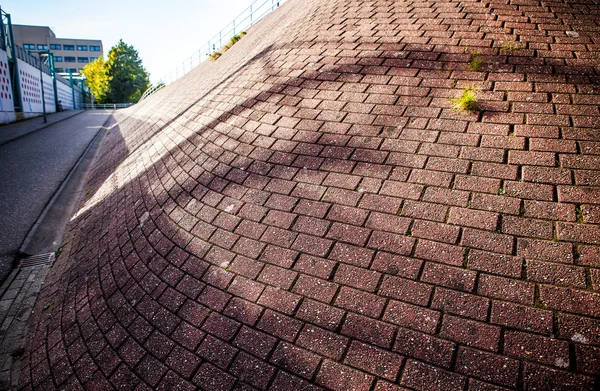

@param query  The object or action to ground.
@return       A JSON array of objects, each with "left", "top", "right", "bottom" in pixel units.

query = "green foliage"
[
  {"left": 83, "top": 40, "right": 149, "bottom": 104},
  {"left": 469, "top": 52, "right": 484, "bottom": 71},
  {"left": 576, "top": 206, "right": 584, "bottom": 223},
  {"left": 500, "top": 41, "right": 520, "bottom": 51},
  {"left": 81, "top": 57, "right": 109, "bottom": 103},
  {"left": 216, "top": 32, "right": 247, "bottom": 56},
  {"left": 106, "top": 40, "right": 150, "bottom": 103},
  {"left": 450, "top": 85, "right": 479, "bottom": 114}
]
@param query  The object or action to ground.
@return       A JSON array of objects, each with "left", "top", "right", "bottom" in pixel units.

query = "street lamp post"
[{"left": 38, "top": 54, "right": 47, "bottom": 123}]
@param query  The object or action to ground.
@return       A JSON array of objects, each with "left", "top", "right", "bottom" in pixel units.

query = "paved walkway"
[
  {"left": 0, "top": 110, "right": 83, "bottom": 146},
  {"left": 18, "top": 0, "right": 600, "bottom": 390}
]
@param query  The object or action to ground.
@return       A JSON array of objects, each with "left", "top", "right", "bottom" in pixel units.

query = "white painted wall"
[
  {"left": 0, "top": 49, "right": 16, "bottom": 124},
  {"left": 0, "top": 52, "right": 85, "bottom": 124},
  {"left": 57, "top": 80, "right": 74, "bottom": 110},
  {"left": 17, "top": 58, "right": 44, "bottom": 117},
  {"left": 42, "top": 71, "right": 56, "bottom": 114}
]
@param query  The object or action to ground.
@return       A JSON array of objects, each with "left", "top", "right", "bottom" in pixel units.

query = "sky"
[{"left": 1, "top": 0, "right": 256, "bottom": 84}]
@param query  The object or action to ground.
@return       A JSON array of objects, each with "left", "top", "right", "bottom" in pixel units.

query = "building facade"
[{"left": 12, "top": 25, "right": 103, "bottom": 75}]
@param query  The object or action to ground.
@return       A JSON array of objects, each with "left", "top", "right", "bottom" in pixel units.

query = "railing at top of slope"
[
  {"left": 82, "top": 103, "right": 133, "bottom": 110},
  {"left": 157, "top": 0, "right": 286, "bottom": 88}
]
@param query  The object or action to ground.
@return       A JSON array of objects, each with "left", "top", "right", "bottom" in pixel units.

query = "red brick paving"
[{"left": 18, "top": 0, "right": 600, "bottom": 389}]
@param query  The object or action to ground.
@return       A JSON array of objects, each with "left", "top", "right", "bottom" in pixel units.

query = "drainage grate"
[{"left": 19, "top": 253, "right": 55, "bottom": 268}]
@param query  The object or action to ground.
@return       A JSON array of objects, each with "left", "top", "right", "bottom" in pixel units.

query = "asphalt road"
[{"left": 0, "top": 111, "right": 112, "bottom": 284}]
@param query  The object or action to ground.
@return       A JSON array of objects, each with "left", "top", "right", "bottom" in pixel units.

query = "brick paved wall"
[{"left": 20, "top": 0, "right": 600, "bottom": 390}]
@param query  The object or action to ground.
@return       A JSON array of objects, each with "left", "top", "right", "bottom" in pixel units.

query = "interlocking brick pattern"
[{"left": 18, "top": 0, "right": 600, "bottom": 389}]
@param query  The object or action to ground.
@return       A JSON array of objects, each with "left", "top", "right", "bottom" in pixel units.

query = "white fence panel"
[
  {"left": 0, "top": 48, "right": 16, "bottom": 124},
  {"left": 56, "top": 80, "right": 74, "bottom": 110},
  {"left": 42, "top": 71, "right": 56, "bottom": 113},
  {"left": 17, "top": 58, "right": 44, "bottom": 117}
]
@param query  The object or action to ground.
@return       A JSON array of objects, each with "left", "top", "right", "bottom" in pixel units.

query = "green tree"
[
  {"left": 81, "top": 40, "right": 149, "bottom": 104},
  {"left": 81, "top": 57, "right": 109, "bottom": 103},
  {"left": 106, "top": 40, "right": 150, "bottom": 103}
]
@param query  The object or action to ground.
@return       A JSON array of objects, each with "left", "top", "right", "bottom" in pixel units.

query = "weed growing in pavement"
[
  {"left": 43, "top": 302, "right": 53, "bottom": 310},
  {"left": 576, "top": 206, "right": 584, "bottom": 223},
  {"left": 229, "top": 33, "right": 244, "bottom": 45},
  {"left": 54, "top": 247, "right": 62, "bottom": 259},
  {"left": 500, "top": 41, "right": 520, "bottom": 51},
  {"left": 209, "top": 51, "right": 222, "bottom": 61},
  {"left": 220, "top": 32, "right": 248, "bottom": 54},
  {"left": 498, "top": 188, "right": 505, "bottom": 195},
  {"left": 450, "top": 85, "right": 479, "bottom": 114},
  {"left": 469, "top": 51, "right": 484, "bottom": 71},
  {"left": 11, "top": 348, "right": 25, "bottom": 358}
]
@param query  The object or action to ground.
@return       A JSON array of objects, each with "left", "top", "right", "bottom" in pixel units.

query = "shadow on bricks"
[{"left": 17, "top": 0, "right": 600, "bottom": 390}]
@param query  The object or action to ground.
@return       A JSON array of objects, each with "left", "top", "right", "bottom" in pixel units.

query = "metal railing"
[
  {"left": 15, "top": 46, "right": 52, "bottom": 75},
  {"left": 140, "top": 83, "right": 165, "bottom": 101},
  {"left": 158, "top": 0, "right": 286, "bottom": 86},
  {"left": 82, "top": 103, "right": 133, "bottom": 110}
]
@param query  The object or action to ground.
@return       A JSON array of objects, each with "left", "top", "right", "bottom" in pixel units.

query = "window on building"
[
  {"left": 89, "top": 57, "right": 97, "bottom": 62},
  {"left": 77, "top": 57, "right": 89, "bottom": 63},
  {"left": 50, "top": 44, "right": 61, "bottom": 50},
  {"left": 66, "top": 68, "right": 78, "bottom": 73},
  {"left": 23, "top": 44, "right": 35, "bottom": 50},
  {"left": 65, "top": 56, "right": 76, "bottom": 62},
  {"left": 76, "top": 45, "right": 88, "bottom": 51},
  {"left": 37, "top": 44, "right": 48, "bottom": 50},
  {"left": 90, "top": 45, "right": 101, "bottom": 52},
  {"left": 54, "top": 56, "right": 63, "bottom": 62},
  {"left": 55, "top": 68, "right": 64, "bottom": 72},
  {"left": 63, "top": 44, "right": 75, "bottom": 50}
]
